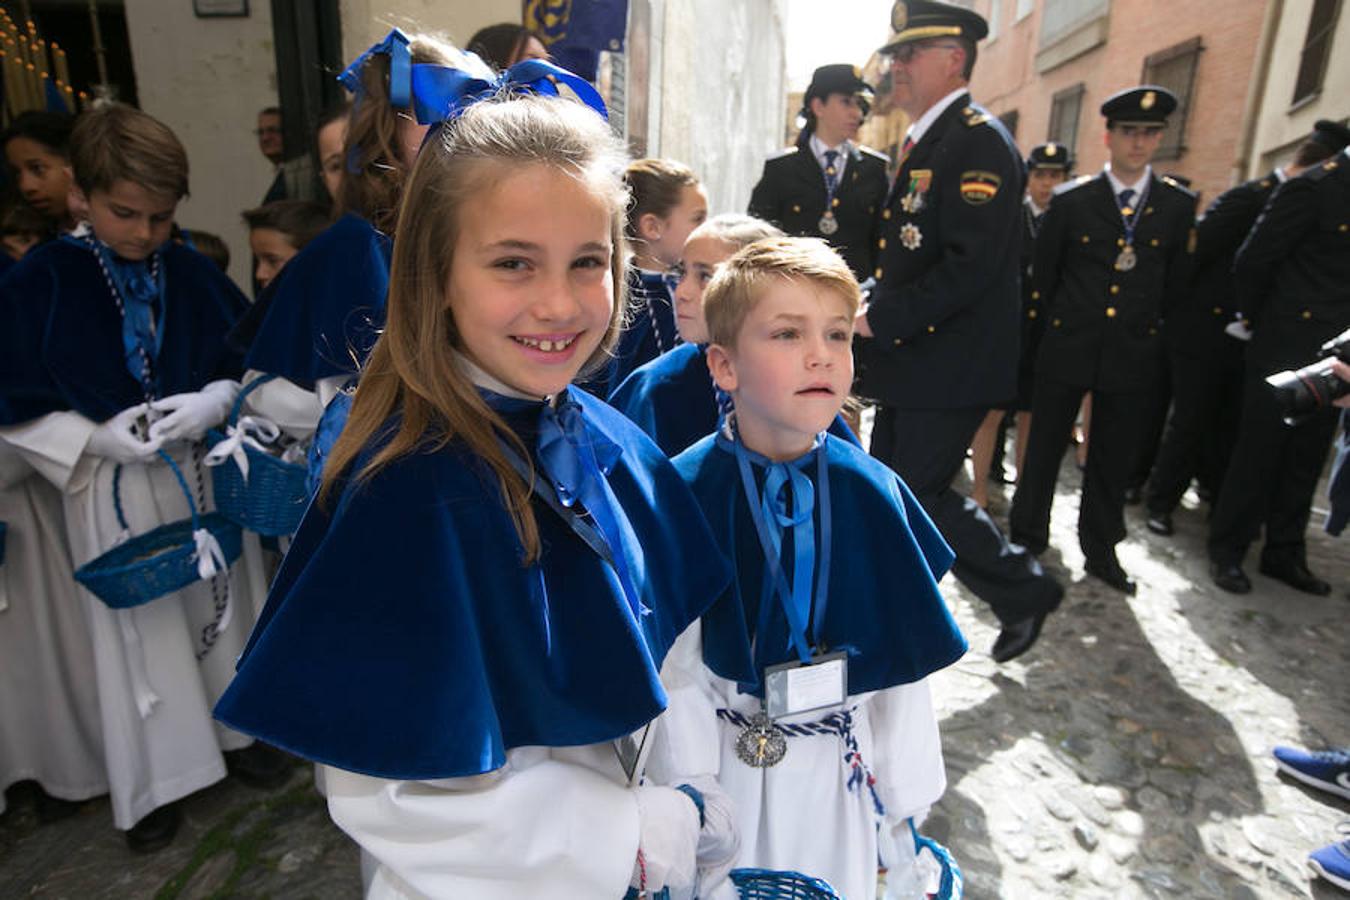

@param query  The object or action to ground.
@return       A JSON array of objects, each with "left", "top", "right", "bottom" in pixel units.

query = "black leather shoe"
[
  {"left": 1211, "top": 562, "right": 1252, "bottom": 594},
  {"left": 1259, "top": 559, "right": 1332, "bottom": 595},
  {"left": 126, "top": 803, "right": 180, "bottom": 853},
  {"left": 1085, "top": 556, "right": 1137, "bottom": 595},
  {"left": 225, "top": 742, "right": 293, "bottom": 790},
  {"left": 34, "top": 788, "right": 83, "bottom": 825},
  {"left": 990, "top": 612, "right": 1048, "bottom": 663},
  {"left": 1145, "top": 512, "right": 1173, "bottom": 536}
]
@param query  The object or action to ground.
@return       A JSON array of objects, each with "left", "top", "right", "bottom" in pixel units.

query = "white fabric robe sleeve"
[
  {"left": 240, "top": 369, "right": 327, "bottom": 442},
  {"left": 646, "top": 622, "right": 724, "bottom": 784},
  {"left": 0, "top": 411, "right": 98, "bottom": 493},
  {"left": 323, "top": 746, "right": 641, "bottom": 900}
]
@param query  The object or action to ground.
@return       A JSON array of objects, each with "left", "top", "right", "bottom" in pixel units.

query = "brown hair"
[
  {"left": 467, "top": 23, "right": 547, "bottom": 71},
  {"left": 242, "top": 199, "right": 331, "bottom": 250},
  {"left": 320, "top": 94, "right": 630, "bottom": 562},
  {"left": 703, "top": 236, "right": 860, "bottom": 349},
  {"left": 186, "top": 229, "right": 230, "bottom": 271},
  {"left": 623, "top": 157, "right": 699, "bottom": 239},
  {"left": 70, "top": 103, "right": 189, "bottom": 199},
  {"left": 335, "top": 33, "right": 461, "bottom": 233}
]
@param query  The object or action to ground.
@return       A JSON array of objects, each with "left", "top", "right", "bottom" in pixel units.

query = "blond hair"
[
  {"left": 70, "top": 103, "right": 188, "bottom": 200},
  {"left": 704, "top": 236, "right": 860, "bottom": 348},
  {"left": 320, "top": 94, "right": 630, "bottom": 562},
  {"left": 687, "top": 213, "right": 782, "bottom": 251},
  {"left": 336, "top": 33, "right": 463, "bottom": 233}
]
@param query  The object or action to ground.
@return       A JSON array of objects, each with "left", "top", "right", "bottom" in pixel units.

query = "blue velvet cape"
[
  {"left": 608, "top": 343, "right": 863, "bottom": 457},
  {"left": 241, "top": 214, "right": 392, "bottom": 390},
  {"left": 0, "top": 239, "right": 247, "bottom": 425},
  {"left": 214, "top": 388, "right": 732, "bottom": 779},
  {"left": 673, "top": 432, "right": 966, "bottom": 695}
]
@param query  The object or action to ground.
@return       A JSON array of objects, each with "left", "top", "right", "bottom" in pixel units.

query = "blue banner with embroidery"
[
  {"left": 410, "top": 57, "right": 608, "bottom": 125},
  {"left": 524, "top": 0, "right": 628, "bottom": 82}
]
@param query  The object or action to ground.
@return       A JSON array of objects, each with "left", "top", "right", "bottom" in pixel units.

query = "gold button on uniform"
[
  {"left": 1028, "top": 308, "right": 1038, "bottom": 319},
  {"left": 1117, "top": 238, "right": 1126, "bottom": 248},
  {"left": 1081, "top": 235, "right": 1090, "bottom": 243},
  {"left": 1212, "top": 306, "right": 1223, "bottom": 315},
  {"left": 832, "top": 198, "right": 840, "bottom": 208},
  {"left": 1340, "top": 224, "right": 1348, "bottom": 232},
  {"left": 792, "top": 204, "right": 801, "bottom": 213},
  {"left": 883, "top": 209, "right": 892, "bottom": 220},
  {"left": 1150, "top": 238, "right": 1160, "bottom": 246},
  {"left": 1105, "top": 307, "right": 1117, "bottom": 318},
  {"left": 874, "top": 267, "right": 883, "bottom": 279},
  {"left": 892, "top": 338, "right": 903, "bottom": 347},
  {"left": 1302, "top": 310, "right": 1312, "bottom": 319},
  {"left": 1052, "top": 318, "right": 1062, "bottom": 327},
  {"left": 878, "top": 238, "right": 886, "bottom": 249},
  {"left": 1031, "top": 290, "right": 1040, "bottom": 300},
  {"left": 1109, "top": 285, "right": 1120, "bottom": 295},
  {"left": 927, "top": 325, "right": 937, "bottom": 334}
]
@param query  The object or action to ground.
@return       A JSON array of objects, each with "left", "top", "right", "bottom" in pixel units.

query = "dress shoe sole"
[{"left": 1145, "top": 517, "right": 1173, "bottom": 536}]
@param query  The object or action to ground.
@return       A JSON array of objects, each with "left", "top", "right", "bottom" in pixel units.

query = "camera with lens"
[{"left": 1266, "top": 326, "right": 1350, "bottom": 425}]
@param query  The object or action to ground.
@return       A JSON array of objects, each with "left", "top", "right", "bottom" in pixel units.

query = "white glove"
[
  {"left": 681, "top": 776, "right": 741, "bottom": 895},
  {"left": 630, "top": 784, "right": 700, "bottom": 894},
  {"left": 148, "top": 380, "right": 240, "bottom": 443},
  {"left": 86, "top": 404, "right": 163, "bottom": 464}
]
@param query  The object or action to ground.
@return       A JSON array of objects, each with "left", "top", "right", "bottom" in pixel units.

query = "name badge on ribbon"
[{"left": 764, "top": 650, "right": 849, "bottom": 719}]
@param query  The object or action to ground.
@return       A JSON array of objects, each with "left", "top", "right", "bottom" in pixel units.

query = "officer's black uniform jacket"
[
  {"left": 1031, "top": 170, "right": 1196, "bottom": 392},
  {"left": 1235, "top": 153, "right": 1350, "bottom": 376},
  {"left": 1019, "top": 197, "right": 1047, "bottom": 379},
  {"left": 856, "top": 93, "right": 1025, "bottom": 409},
  {"left": 747, "top": 139, "right": 890, "bottom": 281},
  {"left": 1168, "top": 173, "right": 1277, "bottom": 361}
]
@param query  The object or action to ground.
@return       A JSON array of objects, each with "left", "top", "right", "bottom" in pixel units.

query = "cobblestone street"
[{"left": 2, "top": 455, "right": 1347, "bottom": 899}]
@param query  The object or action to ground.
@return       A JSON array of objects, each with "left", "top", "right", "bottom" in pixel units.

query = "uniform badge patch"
[
  {"left": 900, "top": 222, "right": 922, "bottom": 250},
  {"left": 901, "top": 168, "right": 932, "bottom": 214},
  {"left": 960, "top": 170, "right": 1001, "bottom": 205}
]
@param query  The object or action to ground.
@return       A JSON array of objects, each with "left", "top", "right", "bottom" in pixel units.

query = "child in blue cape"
[
  {"left": 215, "top": 87, "right": 741, "bottom": 899},
  {"left": 0, "top": 103, "right": 274, "bottom": 851},
  {"left": 649, "top": 237, "right": 967, "bottom": 900},
  {"left": 610, "top": 214, "right": 861, "bottom": 456}
]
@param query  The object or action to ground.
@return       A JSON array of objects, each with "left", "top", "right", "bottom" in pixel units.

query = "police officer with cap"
[
  {"left": 1207, "top": 119, "right": 1350, "bottom": 595},
  {"left": 748, "top": 64, "right": 889, "bottom": 281},
  {"left": 856, "top": 0, "right": 1063, "bottom": 664},
  {"left": 972, "top": 141, "right": 1074, "bottom": 508},
  {"left": 1146, "top": 119, "right": 1350, "bottom": 538},
  {"left": 1009, "top": 85, "right": 1197, "bottom": 594}
]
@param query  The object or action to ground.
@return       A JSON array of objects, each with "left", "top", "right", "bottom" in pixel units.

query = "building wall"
[
  {"left": 655, "top": 0, "right": 789, "bottom": 214},
  {"left": 1246, "top": 0, "right": 1350, "bottom": 177},
  {"left": 338, "top": 0, "right": 517, "bottom": 61},
  {"left": 968, "top": 0, "right": 1266, "bottom": 205},
  {"left": 123, "top": 1, "right": 279, "bottom": 290}
]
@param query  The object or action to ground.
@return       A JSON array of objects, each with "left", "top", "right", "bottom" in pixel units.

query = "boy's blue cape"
[
  {"left": 0, "top": 239, "right": 246, "bottom": 425},
  {"left": 215, "top": 388, "right": 731, "bottom": 779},
  {"left": 241, "top": 214, "right": 392, "bottom": 390},
  {"left": 609, "top": 343, "right": 863, "bottom": 457},
  {"left": 673, "top": 432, "right": 966, "bottom": 694}
]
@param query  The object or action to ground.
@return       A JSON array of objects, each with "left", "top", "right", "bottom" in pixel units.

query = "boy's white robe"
[
  {"left": 0, "top": 411, "right": 269, "bottom": 829},
  {"left": 649, "top": 624, "right": 947, "bottom": 900},
  {"left": 0, "top": 442, "right": 107, "bottom": 810}
]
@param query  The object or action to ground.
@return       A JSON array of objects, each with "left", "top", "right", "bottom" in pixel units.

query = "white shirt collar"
[
  {"left": 904, "top": 87, "right": 969, "bottom": 146},
  {"left": 1025, "top": 196, "right": 1045, "bottom": 217},
  {"left": 1104, "top": 163, "right": 1151, "bottom": 198},
  {"left": 809, "top": 133, "right": 851, "bottom": 160},
  {"left": 454, "top": 352, "right": 544, "bottom": 402}
]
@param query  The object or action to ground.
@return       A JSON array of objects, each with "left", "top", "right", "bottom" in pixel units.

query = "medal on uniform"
[
  {"left": 1115, "top": 245, "right": 1137, "bottom": 271},
  {"left": 818, "top": 212, "right": 839, "bottom": 234},
  {"left": 900, "top": 222, "right": 922, "bottom": 250},
  {"left": 734, "top": 711, "right": 787, "bottom": 767},
  {"left": 817, "top": 149, "right": 844, "bottom": 237},
  {"left": 1114, "top": 178, "right": 1150, "bottom": 273},
  {"left": 900, "top": 169, "right": 932, "bottom": 214}
]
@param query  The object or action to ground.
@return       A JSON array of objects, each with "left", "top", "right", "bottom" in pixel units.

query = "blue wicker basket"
[
  {"left": 730, "top": 869, "right": 842, "bottom": 899},
  {"left": 74, "top": 451, "right": 242, "bottom": 610},
  {"left": 206, "top": 374, "right": 309, "bottom": 537}
]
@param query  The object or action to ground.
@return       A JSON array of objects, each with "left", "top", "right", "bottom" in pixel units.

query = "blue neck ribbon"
[
  {"left": 732, "top": 433, "right": 833, "bottom": 665},
  {"left": 65, "top": 234, "right": 166, "bottom": 392},
  {"left": 483, "top": 390, "right": 648, "bottom": 626}
]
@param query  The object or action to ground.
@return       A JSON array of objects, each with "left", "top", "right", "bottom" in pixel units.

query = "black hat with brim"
[
  {"left": 1099, "top": 85, "right": 1178, "bottom": 126},
  {"left": 1310, "top": 119, "right": 1350, "bottom": 152},
  {"left": 1027, "top": 142, "right": 1073, "bottom": 171},
  {"left": 879, "top": 0, "right": 989, "bottom": 54},
  {"left": 804, "top": 64, "right": 875, "bottom": 106}
]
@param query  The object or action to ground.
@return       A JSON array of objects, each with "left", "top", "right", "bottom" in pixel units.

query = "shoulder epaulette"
[
  {"left": 1306, "top": 155, "right": 1341, "bottom": 181},
  {"left": 858, "top": 145, "right": 890, "bottom": 164},
  {"left": 1053, "top": 173, "right": 1094, "bottom": 196},
  {"left": 961, "top": 106, "right": 990, "bottom": 127},
  {"left": 766, "top": 146, "right": 800, "bottom": 162},
  {"left": 1159, "top": 174, "right": 1196, "bottom": 197}
]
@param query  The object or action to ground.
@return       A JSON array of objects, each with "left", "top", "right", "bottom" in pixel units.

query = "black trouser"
[
  {"left": 871, "top": 405, "right": 1062, "bottom": 626},
  {"left": 1207, "top": 371, "right": 1340, "bottom": 568},
  {"left": 1009, "top": 378, "right": 1153, "bottom": 562},
  {"left": 1129, "top": 363, "right": 1172, "bottom": 490},
  {"left": 1147, "top": 343, "right": 1244, "bottom": 515}
]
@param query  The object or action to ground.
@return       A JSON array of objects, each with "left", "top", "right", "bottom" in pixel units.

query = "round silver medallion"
[
  {"left": 734, "top": 712, "right": 787, "bottom": 768},
  {"left": 1115, "top": 246, "right": 1138, "bottom": 272},
  {"left": 818, "top": 214, "right": 839, "bottom": 235}
]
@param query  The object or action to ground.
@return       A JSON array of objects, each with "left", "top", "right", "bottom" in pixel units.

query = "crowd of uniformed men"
[{"left": 749, "top": 0, "right": 1350, "bottom": 663}]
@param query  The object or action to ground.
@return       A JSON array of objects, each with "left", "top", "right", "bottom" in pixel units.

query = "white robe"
[
  {"left": 0, "top": 411, "right": 270, "bottom": 829},
  {"left": 240, "top": 369, "right": 347, "bottom": 443},
  {"left": 0, "top": 442, "right": 106, "bottom": 811},
  {"left": 323, "top": 742, "right": 649, "bottom": 900},
  {"left": 649, "top": 624, "right": 948, "bottom": 900}
]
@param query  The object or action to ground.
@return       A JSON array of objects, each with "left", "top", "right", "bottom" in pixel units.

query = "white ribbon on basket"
[
  {"left": 192, "top": 527, "right": 233, "bottom": 634},
  {"left": 203, "top": 415, "right": 282, "bottom": 484}
]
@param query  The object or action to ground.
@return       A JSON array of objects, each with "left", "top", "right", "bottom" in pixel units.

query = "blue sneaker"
[
  {"left": 1310, "top": 830, "right": 1350, "bottom": 892},
  {"left": 1273, "top": 746, "right": 1350, "bottom": 800}
]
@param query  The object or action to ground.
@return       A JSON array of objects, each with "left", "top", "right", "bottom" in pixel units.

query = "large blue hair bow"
[
  {"left": 410, "top": 58, "right": 608, "bottom": 124},
  {"left": 337, "top": 29, "right": 414, "bottom": 108}
]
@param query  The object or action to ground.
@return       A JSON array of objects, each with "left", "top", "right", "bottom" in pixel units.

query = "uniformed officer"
[
  {"left": 1007, "top": 86, "right": 1196, "bottom": 595},
  {"left": 1146, "top": 120, "right": 1350, "bottom": 537},
  {"left": 1208, "top": 136, "right": 1350, "bottom": 595},
  {"left": 856, "top": 0, "right": 1063, "bottom": 664},
  {"left": 971, "top": 141, "right": 1073, "bottom": 508},
  {"left": 747, "top": 64, "right": 889, "bottom": 281}
]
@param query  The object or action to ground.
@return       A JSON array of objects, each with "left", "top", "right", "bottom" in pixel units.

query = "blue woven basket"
[
  {"left": 730, "top": 869, "right": 842, "bottom": 900},
  {"left": 74, "top": 451, "right": 242, "bottom": 610},
  {"left": 206, "top": 374, "right": 309, "bottom": 537}
]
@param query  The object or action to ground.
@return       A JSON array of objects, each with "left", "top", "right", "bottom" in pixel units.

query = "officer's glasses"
[{"left": 889, "top": 41, "right": 960, "bottom": 65}]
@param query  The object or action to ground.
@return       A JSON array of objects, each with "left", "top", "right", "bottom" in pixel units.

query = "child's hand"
[{"left": 88, "top": 404, "right": 163, "bottom": 463}]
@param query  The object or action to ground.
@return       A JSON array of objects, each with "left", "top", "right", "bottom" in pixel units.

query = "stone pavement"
[{"left": 1, "top": 455, "right": 1347, "bottom": 899}]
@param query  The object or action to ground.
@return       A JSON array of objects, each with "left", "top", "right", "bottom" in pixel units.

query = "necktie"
[
  {"left": 823, "top": 149, "right": 839, "bottom": 194},
  {"left": 1117, "top": 188, "right": 1136, "bottom": 213}
]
